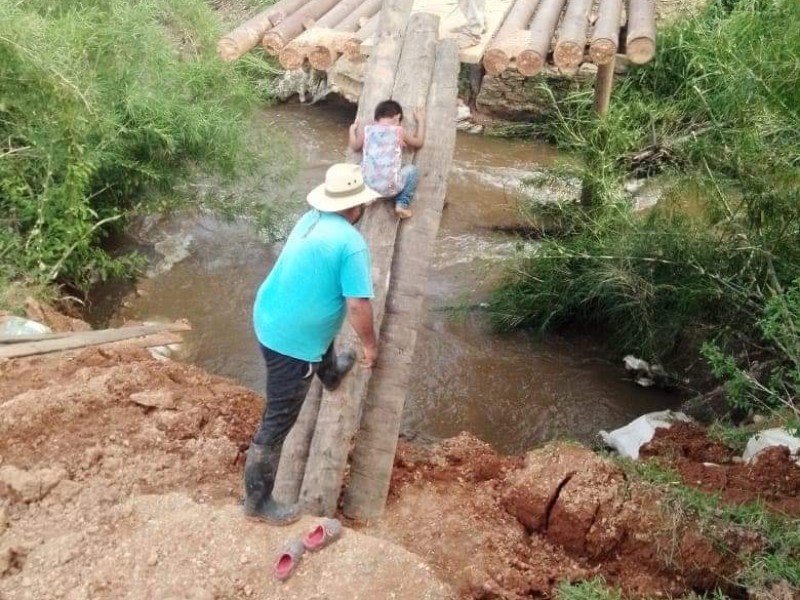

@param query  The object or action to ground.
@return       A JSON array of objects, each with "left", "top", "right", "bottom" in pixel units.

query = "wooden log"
[
  {"left": 261, "top": 0, "right": 342, "bottom": 55},
  {"left": 0, "top": 322, "right": 190, "bottom": 359},
  {"left": 216, "top": 0, "right": 308, "bottom": 62},
  {"left": 309, "top": 30, "right": 363, "bottom": 70},
  {"left": 336, "top": 0, "right": 384, "bottom": 32},
  {"left": 342, "top": 14, "right": 380, "bottom": 62},
  {"left": 516, "top": 0, "right": 568, "bottom": 76},
  {"left": 343, "top": 40, "right": 460, "bottom": 519},
  {"left": 313, "top": 0, "right": 368, "bottom": 30},
  {"left": 273, "top": 380, "right": 323, "bottom": 504},
  {"left": 278, "top": 27, "right": 352, "bottom": 70},
  {"left": 626, "top": 0, "right": 656, "bottom": 64},
  {"left": 553, "top": 0, "right": 594, "bottom": 70},
  {"left": 592, "top": 57, "right": 616, "bottom": 114},
  {"left": 298, "top": 9, "right": 435, "bottom": 518},
  {"left": 483, "top": 0, "right": 543, "bottom": 76},
  {"left": 589, "top": 0, "right": 623, "bottom": 64}
]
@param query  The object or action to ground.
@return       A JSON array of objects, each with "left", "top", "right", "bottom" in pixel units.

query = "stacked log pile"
[{"left": 218, "top": 0, "right": 655, "bottom": 75}]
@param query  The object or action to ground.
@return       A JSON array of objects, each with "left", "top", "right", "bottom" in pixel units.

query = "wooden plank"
[
  {"left": 298, "top": 9, "right": 439, "bottom": 518},
  {"left": 343, "top": 39, "right": 460, "bottom": 519},
  {"left": 0, "top": 322, "right": 191, "bottom": 360},
  {"left": 361, "top": 0, "right": 516, "bottom": 64},
  {"left": 0, "top": 331, "right": 75, "bottom": 344}
]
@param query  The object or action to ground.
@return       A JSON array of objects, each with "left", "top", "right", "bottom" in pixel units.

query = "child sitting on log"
[{"left": 348, "top": 99, "right": 425, "bottom": 220}]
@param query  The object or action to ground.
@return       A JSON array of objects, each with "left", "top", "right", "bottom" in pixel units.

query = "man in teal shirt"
[{"left": 245, "top": 163, "right": 381, "bottom": 525}]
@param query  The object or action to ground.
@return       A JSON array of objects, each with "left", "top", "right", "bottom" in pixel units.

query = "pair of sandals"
[{"left": 274, "top": 517, "right": 343, "bottom": 581}]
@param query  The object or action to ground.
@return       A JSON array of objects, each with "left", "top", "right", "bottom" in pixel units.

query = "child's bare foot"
[{"left": 395, "top": 205, "right": 413, "bottom": 220}]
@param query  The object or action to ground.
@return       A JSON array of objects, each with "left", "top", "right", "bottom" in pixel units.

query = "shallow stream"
[{"left": 100, "top": 102, "right": 677, "bottom": 454}]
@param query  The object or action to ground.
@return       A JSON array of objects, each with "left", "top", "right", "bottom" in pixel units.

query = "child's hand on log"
[
  {"left": 349, "top": 120, "right": 359, "bottom": 133},
  {"left": 413, "top": 107, "right": 426, "bottom": 123}
]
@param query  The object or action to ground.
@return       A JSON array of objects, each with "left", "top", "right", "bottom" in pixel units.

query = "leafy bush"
[
  {"left": 491, "top": 0, "right": 800, "bottom": 403},
  {"left": 0, "top": 0, "right": 271, "bottom": 291}
]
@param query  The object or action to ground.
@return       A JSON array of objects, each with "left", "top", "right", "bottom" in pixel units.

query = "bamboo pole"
[
  {"left": 626, "top": 0, "right": 656, "bottom": 64},
  {"left": 589, "top": 0, "right": 623, "bottom": 64},
  {"left": 296, "top": 0, "right": 419, "bottom": 518},
  {"left": 216, "top": 0, "right": 308, "bottom": 62},
  {"left": 516, "top": 0, "right": 568, "bottom": 76},
  {"left": 483, "top": 0, "right": 543, "bottom": 76},
  {"left": 343, "top": 40, "right": 460, "bottom": 519},
  {"left": 553, "top": 0, "right": 594, "bottom": 70},
  {"left": 262, "top": 0, "right": 342, "bottom": 55}
]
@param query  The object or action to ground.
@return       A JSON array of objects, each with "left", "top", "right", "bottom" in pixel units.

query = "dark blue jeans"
[{"left": 252, "top": 343, "right": 338, "bottom": 448}]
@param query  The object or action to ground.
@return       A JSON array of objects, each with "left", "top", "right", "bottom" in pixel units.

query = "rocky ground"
[{"left": 1, "top": 311, "right": 798, "bottom": 600}]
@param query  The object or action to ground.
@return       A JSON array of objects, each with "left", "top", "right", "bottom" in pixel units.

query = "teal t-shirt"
[{"left": 253, "top": 210, "right": 373, "bottom": 362}]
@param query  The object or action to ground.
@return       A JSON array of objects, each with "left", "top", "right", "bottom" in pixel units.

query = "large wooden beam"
[
  {"left": 278, "top": 27, "right": 352, "bottom": 70},
  {"left": 483, "top": 0, "right": 542, "bottom": 76},
  {"left": 343, "top": 40, "right": 460, "bottom": 519},
  {"left": 262, "top": 0, "right": 342, "bottom": 55},
  {"left": 516, "top": 0, "right": 568, "bottom": 76},
  {"left": 312, "top": 0, "right": 368, "bottom": 29},
  {"left": 553, "top": 0, "right": 593, "bottom": 70},
  {"left": 626, "top": 0, "right": 656, "bottom": 64},
  {"left": 592, "top": 58, "right": 616, "bottom": 114},
  {"left": 216, "top": 0, "right": 308, "bottom": 62},
  {"left": 297, "top": 0, "right": 423, "bottom": 518},
  {"left": 589, "top": 0, "right": 623, "bottom": 64}
]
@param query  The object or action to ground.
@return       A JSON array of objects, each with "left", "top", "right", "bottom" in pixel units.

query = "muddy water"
[{"left": 109, "top": 102, "right": 677, "bottom": 454}]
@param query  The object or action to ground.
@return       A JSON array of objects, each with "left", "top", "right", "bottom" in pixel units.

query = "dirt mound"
[
  {"left": 0, "top": 348, "right": 451, "bottom": 599},
  {"left": 641, "top": 422, "right": 800, "bottom": 516}
]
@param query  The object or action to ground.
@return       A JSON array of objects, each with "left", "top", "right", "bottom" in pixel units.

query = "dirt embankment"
[{"left": 1, "top": 343, "right": 798, "bottom": 599}]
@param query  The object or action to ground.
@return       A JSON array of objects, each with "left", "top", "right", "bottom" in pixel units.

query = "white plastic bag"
[
  {"left": 599, "top": 410, "right": 692, "bottom": 460},
  {"left": 743, "top": 428, "right": 800, "bottom": 465}
]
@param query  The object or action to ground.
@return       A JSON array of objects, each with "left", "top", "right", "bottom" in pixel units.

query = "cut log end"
[
  {"left": 626, "top": 37, "right": 655, "bottom": 64},
  {"left": 262, "top": 32, "right": 286, "bottom": 55},
  {"left": 279, "top": 46, "right": 306, "bottom": 70},
  {"left": 554, "top": 41, "right": 584, "bottom": 70},
  {"left": 516, "top": 50, "right": 544, "bottom": 77},
  {"left": 343, "top": 39, "right": 364, "bottom": 62},
  {"left": 483, "top": 48, "right": 510, "bottom": 76},
  {"left": 216, "top": 39, "right": 239, "bottom": 62},
  {"left": 309, "top": 46, "right": 337, "bottom": 71},
  {"left": 589, "top": 38, "right": 617, "bottom": 65}
]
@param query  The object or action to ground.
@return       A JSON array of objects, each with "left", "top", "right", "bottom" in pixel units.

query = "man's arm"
[{"left": 346, "top": 297, "right": 377, "bottom": 367}]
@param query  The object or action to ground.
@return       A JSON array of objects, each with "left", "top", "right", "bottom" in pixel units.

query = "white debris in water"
[
  {"left": 147, "top": 232, "right": 194, "bottom": 277},
  {"left": 433, "top": 234, "right": 536, "bottom": 269}
]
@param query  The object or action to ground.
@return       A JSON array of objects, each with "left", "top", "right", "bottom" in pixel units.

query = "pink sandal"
[
  {"left": 273, "top": 538, "right": 305, "bottom": 581},
  {"left": 302, "top": 518, "right": 343, "bottom": 552}
]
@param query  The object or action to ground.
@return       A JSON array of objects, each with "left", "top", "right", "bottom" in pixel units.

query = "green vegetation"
[
  {"left": 0, "top": 0, "right": 280, "bottom": 303},
  {"left": 621, "top": 459, "right": 800, "bottom": 592},
  {"left": 555, "top": 578, "right": 624, "bottom": 600},
  {"left": 491, "top": 0, "right": 800, "bottom": 413}
]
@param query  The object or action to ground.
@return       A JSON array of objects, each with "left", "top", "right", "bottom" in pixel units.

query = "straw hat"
[{"left": 307, "top": 163, "right": 381, "bottom": 212}]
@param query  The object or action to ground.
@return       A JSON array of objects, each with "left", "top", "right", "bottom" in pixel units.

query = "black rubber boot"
[
  {"left": 243, "top": 443, "right": 301, "bottom": 525},
  {"left": 319, "top": 349, "right": 357, "bottom": 392}
]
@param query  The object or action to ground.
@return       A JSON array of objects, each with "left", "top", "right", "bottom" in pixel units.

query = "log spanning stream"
[{"left": 98, "top": 102, "right": 676, "bottom": 454}]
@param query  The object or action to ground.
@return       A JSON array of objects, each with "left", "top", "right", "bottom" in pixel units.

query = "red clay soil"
[
  {"left": 641, "top": 422, "right": 800, "bottom": 517},
  {"left": 1, "top": 337, "right": 797, "bottom": 599}
]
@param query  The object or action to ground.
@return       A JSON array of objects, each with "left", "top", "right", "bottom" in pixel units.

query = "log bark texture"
[
  {"left": 279, "top": 28, "right": 353, "bottom": 70},
  {"left": 313, "top": 0, "right": 368, "bottom": 29},
  {"left": 592, "top": 57, "right": 615, "bottom": 114},
  {"left": 483, "top": 0, "right": 542, "bottom": 75},
  {"left": 516, "top": 0, "right": 568, "bottom": 76},
  {"left": 553, "top": 0, "right": 594, "bottom": 69},
  {"left": 216, "top": 0, "right": 308, "bottom": 61},
  {"left": 589, "top": 0, "right": 623, "bottom": 64},
  {"left": 262, "top": 0, "right": 342, "bottom": 55},
  {"left": 337, "top": 0, "right": 384, "bottom": 32},
  {"left": 343, "top": 40, "right": 460, "bottom": 519},
  {"left": 626, "top": 0, "right": 656, "bottom": 64},
  {"left": 297, "top": 0, "right": 418, "bottom": 518}
]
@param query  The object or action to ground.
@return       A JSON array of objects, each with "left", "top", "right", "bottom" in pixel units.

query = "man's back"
[{"left": 253, "top": 210, "right": 373, "bottom": 362}]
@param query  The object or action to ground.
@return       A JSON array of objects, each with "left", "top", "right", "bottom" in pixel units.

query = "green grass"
[
  {"left": 620, "top": 459, "right": 800, "bottom": 591},
  {"left": 0, "top": 0, "right": 282, "bottom": 295}
]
